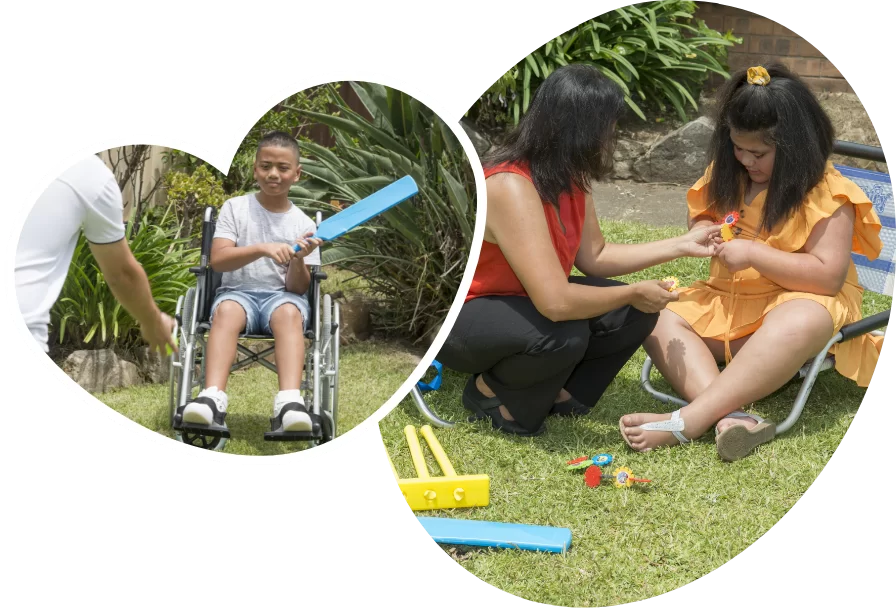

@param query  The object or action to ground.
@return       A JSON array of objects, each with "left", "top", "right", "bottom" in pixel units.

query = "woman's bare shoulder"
[{"left": 486, "top": 172, "right": 541, "bottom": 210}]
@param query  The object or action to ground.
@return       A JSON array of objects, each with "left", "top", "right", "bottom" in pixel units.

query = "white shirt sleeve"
[
  {"left": 82, "top": 172, "right": 126, "bottom": 244},
  {"left": 214, "top": 199, "right": 239, "bottom": 242}
]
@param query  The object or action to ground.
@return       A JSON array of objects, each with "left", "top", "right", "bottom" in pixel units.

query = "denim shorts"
[{"left": 210, "top": 289, "right": 311, "bottom": 335}]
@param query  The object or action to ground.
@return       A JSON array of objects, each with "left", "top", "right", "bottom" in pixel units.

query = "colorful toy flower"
[
  {"left": 584, "top": 465, "right": 603, "bottom": 488},
  {"left": 662, "top": 276, "right": 680, "bottom": 291},
  {"left": 592, "top": 453, "right": 613, "bottom": 467},
  {"left": 720, "top": 224, "right": 735, "bottom": 242},
  {"left": 566, "top": 456, "right": 593, "bottom": 471},
  {"left": 611, "top": 466, "right": 651, "bottom": 488}
]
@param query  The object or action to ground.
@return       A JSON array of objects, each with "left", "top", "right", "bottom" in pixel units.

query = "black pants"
[{"left": 437, "top": 276, "right": 659, "bottom": 432}]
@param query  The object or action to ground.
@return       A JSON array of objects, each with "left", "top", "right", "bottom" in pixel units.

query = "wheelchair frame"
[{"left": 167, "top": 206, "right": 340, "bottom": 450}]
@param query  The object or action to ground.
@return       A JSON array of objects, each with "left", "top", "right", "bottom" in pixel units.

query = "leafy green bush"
[
  {"left": 50, "top": 207, "right": 198, "bottom": 350},
  {"left": 163, "top": 87, "right": 331, "bottom": 195},
  {"left": 472, "top": 1, "right": 741, "bottom": 126},
  {"left": 292, "top": 82, "right": 475, "bottom": 342},
  {"left": 162, "top": 165, "right": 229, "bottom": 240}
]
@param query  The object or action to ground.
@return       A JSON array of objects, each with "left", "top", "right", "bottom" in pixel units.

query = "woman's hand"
[
  {"left": 714, "top": 240, "right": 755, "bottom": 273},
  {"left": 676, "top": 223, "right": 722, "bottom": 258},
  {"left": 630, "top": 280, "right": 680, "bottom": 313}
]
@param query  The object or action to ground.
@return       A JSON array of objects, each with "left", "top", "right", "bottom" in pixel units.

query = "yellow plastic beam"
[{"left": 389, "top": 424, "right": 491, "bottom": 511}]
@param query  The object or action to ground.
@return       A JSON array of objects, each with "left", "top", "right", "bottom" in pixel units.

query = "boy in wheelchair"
[{"left": 174, "top": 131, "right": 323, "bottom": 437}]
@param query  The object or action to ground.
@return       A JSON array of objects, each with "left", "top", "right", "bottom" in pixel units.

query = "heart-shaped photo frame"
[{"left": 15, "top": 81, "right": 476, "bottom": 456}]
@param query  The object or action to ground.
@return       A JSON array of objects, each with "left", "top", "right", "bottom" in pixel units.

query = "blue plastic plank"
[
  {"left": 418, "top": 517, "right": 572, "bottom": 554},
  {"left": 297, "top": 176, "right": 418, "bottom": 248}
]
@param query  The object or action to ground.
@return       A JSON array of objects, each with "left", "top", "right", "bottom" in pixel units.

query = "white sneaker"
[
  {"left": 182, "top": 386, "right": 229, "bottom": 426},
  {"left": 273, "top": 390, "right": 312, "bottom": 432}
]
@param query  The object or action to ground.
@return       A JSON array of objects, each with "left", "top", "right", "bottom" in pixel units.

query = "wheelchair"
[{"left": 168, "top": 206, "right": 340, "bottom": 451}]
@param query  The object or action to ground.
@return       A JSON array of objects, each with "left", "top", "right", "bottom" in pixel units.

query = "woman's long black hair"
[
  {"left": 707, "top": 63, "right": 834, "bottom": 232},
  {"left": 485, "top": 64, "right": 625, "bottom": 210}
]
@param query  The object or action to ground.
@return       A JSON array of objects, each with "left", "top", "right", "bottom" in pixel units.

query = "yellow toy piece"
[
  {"left": 661, "top": 276, "right": 680, "bottom": 291},
  {"left": 612, "top": 466, "right": 635, "bottom": 488},
  {"left": 390, "top": 425, "right": 490, "bottom": 511},
  {"left": 720, "top": 224, "right": 735, "bottom": 242}
]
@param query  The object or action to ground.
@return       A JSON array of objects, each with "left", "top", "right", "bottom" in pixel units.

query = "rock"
[
  {"left": 633, "top": 116, "right": 714, "bottom": 184},
  {"left": 612, "top": 138, "right": 650, "bottom": 180},
  {"left": 460, "top": 119, "right": 492, "bottom": 158},
  {"left": 62, "top": 349, "right": 142, "bottom": 393},
  {"left": 134, "top": 346, "right": 171, "bottom": 384},
  {"left": 339, "top": 297, "right": 371, "bottom": 344}
]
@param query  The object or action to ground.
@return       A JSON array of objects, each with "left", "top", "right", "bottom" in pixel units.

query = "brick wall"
[{"left": 695, "top": 3, "right": 850, "bottom": 92}]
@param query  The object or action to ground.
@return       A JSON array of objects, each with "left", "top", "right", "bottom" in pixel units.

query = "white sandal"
[
  {"left": 619, "top": 409, "right": 691, "bottom": 449},
  {"left": 715, "top": 411, "right": 776, "bottom": 462}
]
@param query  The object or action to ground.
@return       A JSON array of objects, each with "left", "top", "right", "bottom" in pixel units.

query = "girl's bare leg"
[{"left": 622, "top": 299, "right": 833, "bottom": 451}]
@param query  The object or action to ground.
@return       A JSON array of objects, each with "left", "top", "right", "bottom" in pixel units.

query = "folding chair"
[
  {"left": 410, "top": 361, "right": 454, "bottom": 428},
  {"left": 641, "top": 141, "right": 892, "bottom": 434},
  {"left": 167, "top": 207, "right": 340, "bottom": 450}
]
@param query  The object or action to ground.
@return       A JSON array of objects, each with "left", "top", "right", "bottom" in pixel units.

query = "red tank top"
[{"left": 466, "top": 162, "right": 586, "bottom": 301}]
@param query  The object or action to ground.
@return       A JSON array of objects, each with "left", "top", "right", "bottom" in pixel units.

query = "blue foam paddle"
[
  {"left": 294, "top": 175, "right": 418, "bottom": 250},
  {"left": 417, "top": 517, "right": 572, "bottom": 554}
]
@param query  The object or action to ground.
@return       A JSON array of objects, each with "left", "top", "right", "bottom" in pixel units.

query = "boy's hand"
[
  {"left": 293, "top": 232, "right": 323, "bottom": 260},
  {"left": 260, "top": 242, "right": 295, "bottom": 265},
  {"left": 714, "top": 240, "right": 755, "bottom": 273}
]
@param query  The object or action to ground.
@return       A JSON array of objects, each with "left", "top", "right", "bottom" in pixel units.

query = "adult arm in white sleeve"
[{"left": 84, "top": 175, "right": 176, "bottom": 354}]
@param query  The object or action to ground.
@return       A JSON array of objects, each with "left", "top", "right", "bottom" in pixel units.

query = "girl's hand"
[
  {"left": 715, "top": 240, "right": 755, "bottom": 272},
  {"left": 676, "top": 223, "right": 723, "bottom": 258}
]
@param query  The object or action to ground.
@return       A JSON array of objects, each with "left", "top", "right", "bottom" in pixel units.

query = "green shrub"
[
  {"left": 291, "top": 82, "right": 475, "bottom": 342},
  {"left": 163, "top": 87, "right": 331, "bottom": 195},
  {"left": 50, "top": 207, "right": 198, "bottom": 350},
  {"left": 472, "top": 1, "right": 741, "bottom": 127},
  {"left": 161, "top": 165, "right": 229, "bottom": 240}
]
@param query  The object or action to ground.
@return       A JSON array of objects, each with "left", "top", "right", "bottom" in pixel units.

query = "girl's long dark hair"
[
  {"left": 707, "top": 63, "right": 834, "bottom": 232},
  {"left": 485, "top": 64, "right": 625, "bottom": 209}
]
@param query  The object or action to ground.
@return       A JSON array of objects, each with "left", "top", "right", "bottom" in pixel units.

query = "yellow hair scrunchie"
[{"left": 746, "top": 66, "right": 771, "bottom": 86}]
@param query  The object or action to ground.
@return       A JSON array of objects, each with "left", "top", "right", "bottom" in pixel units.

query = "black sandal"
[
  {"left": 550, "top": 395, "right": 591, "bottom": 417},
  {"left": 462, "top": 375, "right": 545, "bottom": 437}
]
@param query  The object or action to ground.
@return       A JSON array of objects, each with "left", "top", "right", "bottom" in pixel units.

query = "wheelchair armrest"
[
  {"left": 313, "top": 270, "right": 328, "bottom": 282},
  {"left": 839, "top": 309, "right": 889, "bottom": 342},
  {"left": 189, "top": 266, "right": 207, "bottom": 276}
]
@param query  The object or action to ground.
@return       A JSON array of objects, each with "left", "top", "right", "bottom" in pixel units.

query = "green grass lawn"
[
  {"left": 380, "top": 221, "right": 891, "bottom": 607},
  {"left": 95, "top": 265, "right": 420, "bottom": 455},
  {"left": 99, "top": 339, "right": 419, "bottom": 455}
]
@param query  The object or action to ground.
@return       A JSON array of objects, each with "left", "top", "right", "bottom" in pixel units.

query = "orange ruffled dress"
[{"left": 668, "top": 163, "right": 884, "bottom": 387}]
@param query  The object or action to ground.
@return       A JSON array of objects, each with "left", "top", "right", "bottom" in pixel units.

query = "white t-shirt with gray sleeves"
[{"left": 213, "top": 193, "right": 321, "bottom": 293}]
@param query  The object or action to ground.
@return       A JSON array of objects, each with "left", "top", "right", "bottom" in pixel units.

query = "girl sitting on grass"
[{"left": 620, "top": 64, "right": 884, "bottom": 461}]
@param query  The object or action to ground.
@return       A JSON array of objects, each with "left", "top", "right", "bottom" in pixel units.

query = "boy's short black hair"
[{"left": 256, "top": 131, "right": 301, "bottom": 163}]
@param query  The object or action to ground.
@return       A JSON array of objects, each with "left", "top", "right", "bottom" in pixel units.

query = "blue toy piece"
[
  {"left": 592, "top": 453, "right": 613, "bottom": 467},
  {"left": 416, "top": 360, "right": 443, "bottom": 393},
  {"left": 417, "top": 517, "right": 572, "bottom": 554},
  {"left": 294, "top": 175, "right": 418, "bottom": 250}
]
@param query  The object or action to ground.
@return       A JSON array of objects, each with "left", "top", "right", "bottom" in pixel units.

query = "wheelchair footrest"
[
  {"left": 177, "top": 421, "right": 232, "bottom": 439},
  {"left": 264, "top": 429, "right": 322, "bottom": 442}
]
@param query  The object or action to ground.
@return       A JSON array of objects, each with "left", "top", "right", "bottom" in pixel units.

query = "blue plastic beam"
[{"left": 418, "top": 517, "right": 572, "bottom": 554}]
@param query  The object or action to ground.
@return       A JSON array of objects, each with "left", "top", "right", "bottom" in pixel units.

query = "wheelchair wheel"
[
  {"left": 321, "top": 294, "right": 337, "bottom": 440},
  {"left": 175, "top": 430, "right": 228, "bottom": 451}
]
